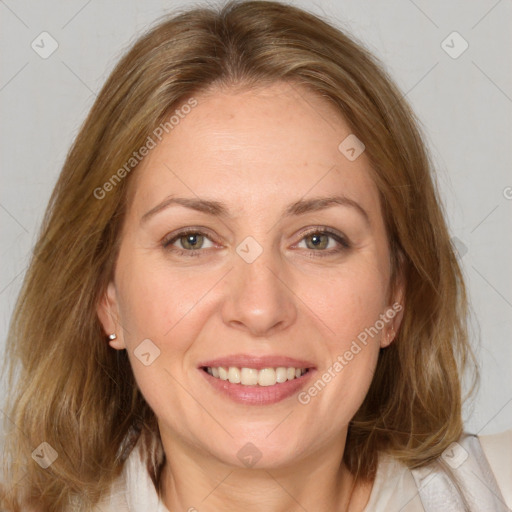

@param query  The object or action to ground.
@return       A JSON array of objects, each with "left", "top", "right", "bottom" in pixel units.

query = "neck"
[{"left": 158, "top": 431, "right": 373, "bottom": 512}]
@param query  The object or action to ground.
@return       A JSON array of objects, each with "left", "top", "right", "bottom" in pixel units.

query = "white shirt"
[{"left": 96, "top": 429, "right": 512, "bottom": 511}]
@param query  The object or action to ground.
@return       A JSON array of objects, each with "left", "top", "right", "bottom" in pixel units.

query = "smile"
[{"left": 203, "top": 366, "right": 309, "bottom": 386}]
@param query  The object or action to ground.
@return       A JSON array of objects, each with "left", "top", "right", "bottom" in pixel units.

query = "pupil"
[{"left": 184, "top": 234, "right": 202, "bottom": 249}]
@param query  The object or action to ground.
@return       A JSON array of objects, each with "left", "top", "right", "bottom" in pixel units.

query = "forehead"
[{"left": 127, "top": 81, "right": 381, "bottom": 222}]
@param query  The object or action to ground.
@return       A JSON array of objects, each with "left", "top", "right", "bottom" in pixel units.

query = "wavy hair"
[{"left": 1, "top": 0, "right": 478, "bottom": 509}]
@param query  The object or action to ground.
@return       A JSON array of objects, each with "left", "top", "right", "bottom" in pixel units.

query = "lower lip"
[{"left": 199, "top": 368, "right": 315, "bottom": 405}]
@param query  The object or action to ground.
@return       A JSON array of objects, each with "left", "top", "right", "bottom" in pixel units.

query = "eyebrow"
[{"left": 140, "top": 194, "right": 370, "bottom": 226}]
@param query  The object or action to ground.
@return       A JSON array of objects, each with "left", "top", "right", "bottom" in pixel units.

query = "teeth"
[
  {"left": 205, "top": 366, "right": 308, "bottom": 386},
  {"left": 276, "top": 367, "right": 288, "bottom": 383},
  {"left": 240, "top": 367, "right": 258, "bottom": 385},
  {"left": 228, "top": 366, "right": 241, "bottom": 384},
  {"left": 258, "top": 368, "right": 276, "bottom": 386}
]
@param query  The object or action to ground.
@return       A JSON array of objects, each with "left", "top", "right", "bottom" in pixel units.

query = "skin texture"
[{"left": 97, "top": 81, "right": 404, "bottom": 511}]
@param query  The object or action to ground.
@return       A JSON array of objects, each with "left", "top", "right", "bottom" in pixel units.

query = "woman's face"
[{"left": 98, "top": 81, "right": 403, "bottom": 469}]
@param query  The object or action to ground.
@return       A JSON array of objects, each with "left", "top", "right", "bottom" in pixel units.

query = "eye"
[
  {"left": 296, "top": 228, "right": 351, "bottom": 257},
  {"left": 162, "top": 229, "right": 216, "bottom": 257},
  {"left": 161, "top": 226, "right": 351, "bottom": 258}
]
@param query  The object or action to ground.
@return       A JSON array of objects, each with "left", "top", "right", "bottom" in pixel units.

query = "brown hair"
[{"left": 1, "top": 0, "right": 478, "bottom": 509}]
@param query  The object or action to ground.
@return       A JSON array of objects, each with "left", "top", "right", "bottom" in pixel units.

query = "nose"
[{"left": 221, "top": 245, "right": 297, "bottom": 338}]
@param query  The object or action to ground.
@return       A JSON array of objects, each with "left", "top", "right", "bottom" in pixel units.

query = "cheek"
[
  {"left": 300, "top": 259, "right": 389, "bottom": 349},
  {"left": 298, "top": 306, "right": 383, "bottom": 428},
  {"left": 297, "top": 258, "right": 387, "bottom": 407},
  {"left": 115, "top": 256, "right": 212, "bottom": 347},
  {"left": 114, "top": 259, "right": 211, "bottom": 421}
]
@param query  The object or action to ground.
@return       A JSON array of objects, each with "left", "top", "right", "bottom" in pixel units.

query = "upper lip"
[{"left": 198, "top": 354, "right": 316, "bottom": 370}]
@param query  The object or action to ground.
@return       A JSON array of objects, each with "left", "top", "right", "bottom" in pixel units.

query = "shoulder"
[
  {"left": 92, "top": 477, "right": 131, "bottom": 511},
  {"left": 363, "top": 429, "right": 512, "bottom": 511},
  {"left": 478, "top": 428, "right": 512, "bottom": 509},
  {"left": 362, "top": 453, "right": 425, "bottom": 511},
  {"left": 94, "top": 431, "right": 168, "bottom": 512}
]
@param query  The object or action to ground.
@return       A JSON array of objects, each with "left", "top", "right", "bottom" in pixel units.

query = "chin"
[{"left": 206, "top": 429, "right": 308, "bottom": 470}]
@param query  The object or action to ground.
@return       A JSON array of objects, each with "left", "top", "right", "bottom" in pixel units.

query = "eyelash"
[{"left": 162, "top": 227, "right": 351, "bottom": 258}]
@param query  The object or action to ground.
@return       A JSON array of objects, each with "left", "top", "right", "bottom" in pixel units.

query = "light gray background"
[{"left": 1, "top": 0, "right": 511, "bottom": 436}]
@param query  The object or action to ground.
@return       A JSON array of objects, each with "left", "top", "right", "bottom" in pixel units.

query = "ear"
[
  {"left": 380, "top": 262, "right": 406, "bottom": 349},
  {"left": 97, "top": 281, "right": 126, "bottom": 350}
]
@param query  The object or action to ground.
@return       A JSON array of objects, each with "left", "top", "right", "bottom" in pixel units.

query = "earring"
[{"left": 108, "top": 333, "right": 117, "bottom": 340}]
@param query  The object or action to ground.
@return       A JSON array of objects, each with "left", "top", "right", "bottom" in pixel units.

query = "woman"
[{"left": 2, "top": 1, "right": 511, "bottom": 510}]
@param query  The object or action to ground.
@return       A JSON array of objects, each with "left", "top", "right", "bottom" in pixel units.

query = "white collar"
[{"left": 118, "top": 432, "right": 169, "bottom": 512}]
